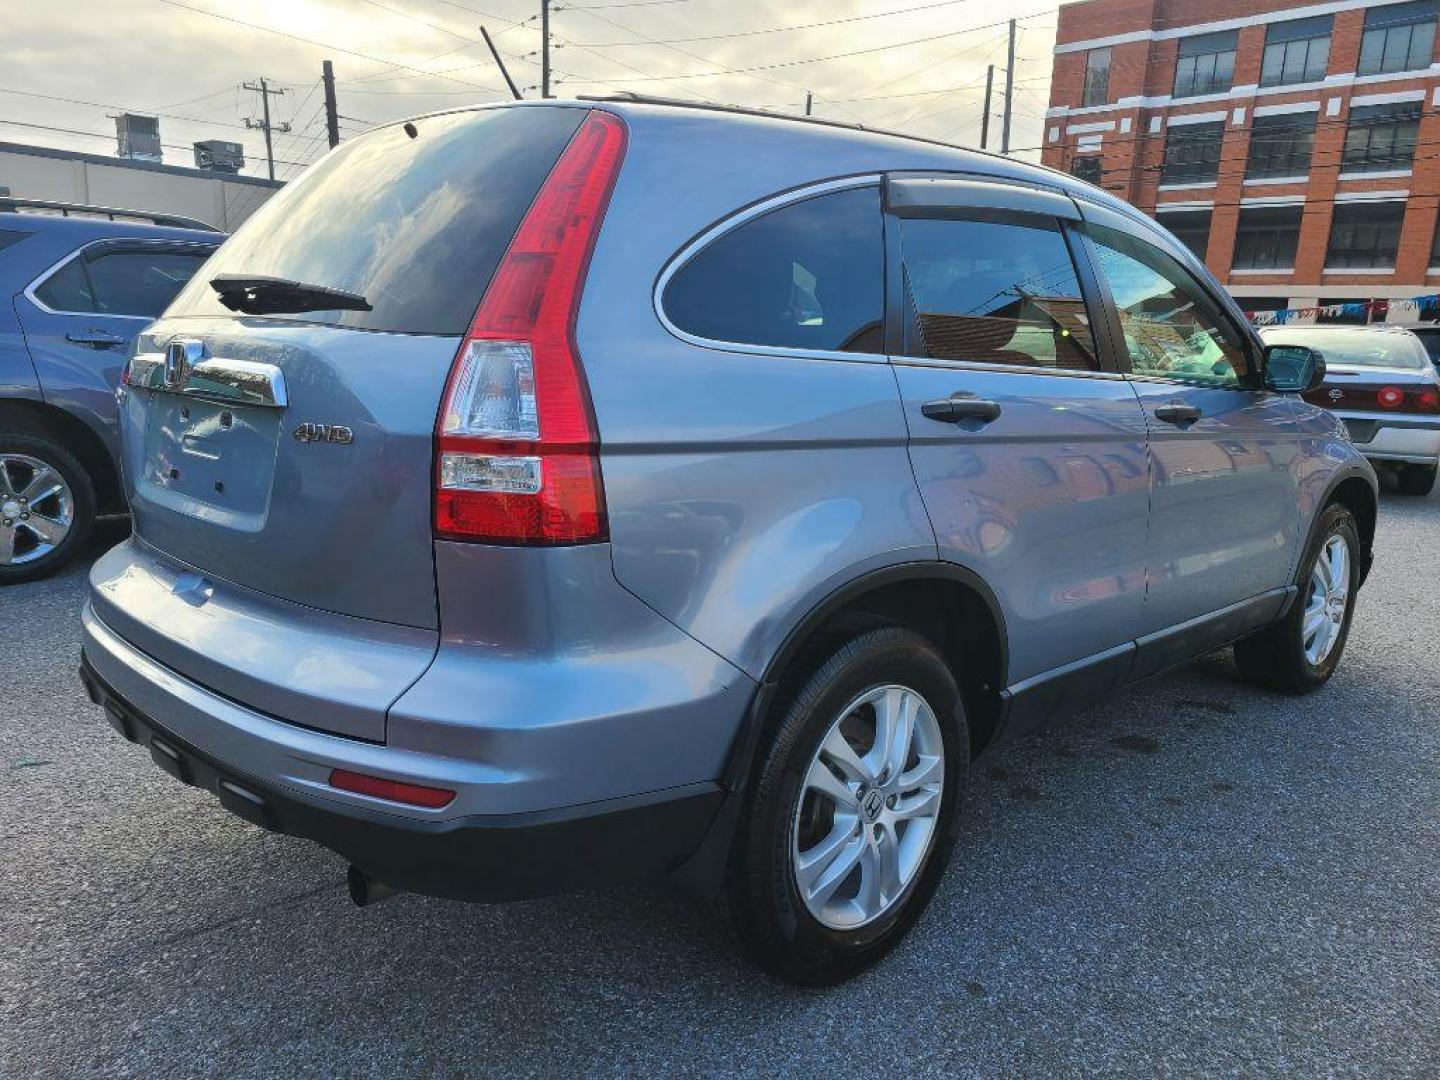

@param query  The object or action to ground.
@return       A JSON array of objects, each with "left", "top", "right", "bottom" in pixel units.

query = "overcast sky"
[{"left": 6, "top": 0, "right": 1058, "bottom": 182}]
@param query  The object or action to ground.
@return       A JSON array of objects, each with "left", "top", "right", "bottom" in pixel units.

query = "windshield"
[
  {"left": 165, "top": 106, "right": 585, "bottom": 335},
  {"left": 1263, "top": 328, "right": 1428, "bottom": 370}
]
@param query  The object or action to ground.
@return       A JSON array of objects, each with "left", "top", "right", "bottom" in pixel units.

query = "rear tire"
[
  {"left": 721, "top": 626, "right": 967, "bottom": 985},
  {"left": 1398, "top": 463, "right": 1436, "bottom": 496},
  {"left": 1234, "top": 502, "right": 1359, "bottom": 695},
  {"left": 0, "top": 432, "right": 95, "bottom": 585}
]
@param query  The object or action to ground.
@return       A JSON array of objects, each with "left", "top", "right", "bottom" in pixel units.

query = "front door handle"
[
  {"left": 1154, "top": 402, "right": 1203, "bottom": 425},
  {"left": 921, "top": 395, "right": 1002, "bottom": 424},
  {"left": 66, "top": 330, "right": 126, "bottom": 348}
]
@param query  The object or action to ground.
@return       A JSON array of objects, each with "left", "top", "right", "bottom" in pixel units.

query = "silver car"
[
  {"left": 78, "top": 99, "right": 1377, "bottom": 984},
  {"left": 1260, "top": 324, "right": 1440, "bottom": 496}
]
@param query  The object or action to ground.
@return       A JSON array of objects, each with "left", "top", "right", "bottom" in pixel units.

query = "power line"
[
  {"left": 0, "top": 85, "right": 254, "bottom": 132},
  {"left": 0, "top": 116, "right": 314, "bottom": 170},
  {"left": 154, "top": 0, "right": 505, "bottom": 96}
]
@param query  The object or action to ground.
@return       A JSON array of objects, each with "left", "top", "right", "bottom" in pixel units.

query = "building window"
[
  {"left": 1326, "top": 202, "right": 1406, "bottom": 269},
  {"left": 1161, "top": 121, "right": 1225, "bottom": 185},
  {"left": 1261, "top": 16, "right": 1332, "bottom": 86},
  {"left": 1246, "top": 112, "right": 1317, "bottom": 179},
  {"left": 1233, "top": 206, "right": 1303, "bottom": 270},
  {"left": 1155, "top": 210, "right": 1212, "bottom": 260},
  {"left": 1070, "top": 156, "right": 1103, "bottom": 184},
  {"left": 1083, "top": 48, "right": 1112, "bottom": 107},
  {"left": 1358, "top": 1, "right": 1438, "bottom": 76},
  {"left": 1174, "top": 31, "right": 1238, "bottom": 98},
  {"left": 1431, "top": 217, "right": 1440, "bottom": 267},
  {"left": 1342, "top": 102, "right": 1421, "bottom": 175}
]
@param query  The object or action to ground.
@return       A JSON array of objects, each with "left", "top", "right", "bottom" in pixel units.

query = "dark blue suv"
[{"left": 1, "top": 203, "right": 220, "bottom": 582}]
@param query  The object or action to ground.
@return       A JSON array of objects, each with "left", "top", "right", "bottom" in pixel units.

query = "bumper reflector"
[{"left": 329, "top": 769, "right": 455, "bottom": 809}]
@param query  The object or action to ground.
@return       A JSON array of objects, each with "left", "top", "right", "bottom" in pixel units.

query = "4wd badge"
[{"left": 293, "top": 422, "right": 354, "bottom": 445}]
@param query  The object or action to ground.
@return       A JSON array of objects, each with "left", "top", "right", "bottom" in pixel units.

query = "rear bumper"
[
  {"left": 1338, "top": 413, "right": 1440, "bottom": 465},
  {"left": 79, "top": 646, "right": 723, "bottom": 902}
]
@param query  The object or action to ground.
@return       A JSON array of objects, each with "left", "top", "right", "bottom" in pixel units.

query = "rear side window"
[
  {"left": 166, "top": 107, "right": 586, "bottom": 334},
  {"left": 898, "top": 216, "right": 1098, "bottom": 372},
  {"left": 662, "top": 186, "right": 884, "bottom": 354},
  {"left": 34, "top": 257, "right": 95, "bottom": 312},
  {"left": 87, "top": 248, "right": 210, "bottom": 317}
]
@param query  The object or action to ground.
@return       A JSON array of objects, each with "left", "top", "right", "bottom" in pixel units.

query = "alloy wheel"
[
  {"left": 791, "top": 684, "right": 945, "bottom": 930},
  {"left": 1302, "top": 533, "right": 1350, "bottom": 666},
  {"left": 0, "top": 453, "right": 74, "bottom": 567}
]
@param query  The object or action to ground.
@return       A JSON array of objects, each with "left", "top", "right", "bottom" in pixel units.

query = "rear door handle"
[
  {"left": 1153, "top": 402, "right": 1203, "bottom": 425},
  {"left": 66, "top": 330, "right": 126, "bottom": 348},
  {"left": 921, "top": 395, "right": 1002, "bottom": 424}
]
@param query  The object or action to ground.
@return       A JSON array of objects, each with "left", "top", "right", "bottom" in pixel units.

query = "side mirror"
[{"left": 1263, "top": 344, "right": 1326, "bottom": 394}]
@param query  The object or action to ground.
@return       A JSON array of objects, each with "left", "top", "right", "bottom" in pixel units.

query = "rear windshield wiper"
[{"left": 210, "top": 274, "right": 372, "bottom": 315}]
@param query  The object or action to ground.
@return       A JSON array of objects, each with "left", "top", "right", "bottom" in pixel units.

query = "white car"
[{"left": 1261, "top": 324, "right": 1440, "bottom": 496}]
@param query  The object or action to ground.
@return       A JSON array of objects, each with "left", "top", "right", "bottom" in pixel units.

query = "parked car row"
[
  {"left": 1, "top": 204, "right": 220, "bottom": 582},
  {"left": 61, "top": 99, "right": 1382, "bottom": 985}
]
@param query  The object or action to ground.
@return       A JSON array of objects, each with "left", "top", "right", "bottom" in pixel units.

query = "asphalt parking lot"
[{"left": 3, "top": 494, "right": 1438, "bottom": 1080}]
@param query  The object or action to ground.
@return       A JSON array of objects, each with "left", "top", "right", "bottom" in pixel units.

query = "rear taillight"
[
  {"left": 434, "top": 110, "right": 626, "bottom": 545},
  {"left": 1377, "top": 386, "right": 1405, "bottom": 409},
  {"left": 1416, "top": 387, "right": 1440, "bottom": 412}
]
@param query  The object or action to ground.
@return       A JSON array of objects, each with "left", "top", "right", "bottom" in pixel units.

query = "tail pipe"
[{"left": 347, "top": 865, "right": 399, "bottom": 907}]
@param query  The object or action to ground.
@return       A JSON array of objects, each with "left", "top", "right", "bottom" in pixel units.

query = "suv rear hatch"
[{"left": 106, "top": 104, "right": 590, "bottom": 738}]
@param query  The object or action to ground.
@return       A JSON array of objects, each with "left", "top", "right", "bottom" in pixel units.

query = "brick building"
[{"left": 1042, "top": 0, "right": 1440, "bottom": 315}]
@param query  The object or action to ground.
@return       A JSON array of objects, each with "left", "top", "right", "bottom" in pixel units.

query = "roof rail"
[
  {"left": 0, "top": 196, "right": 219, "bottom": 232},
  {"left": 577, "top": 91, "right": 1008, "bottom": 163}
]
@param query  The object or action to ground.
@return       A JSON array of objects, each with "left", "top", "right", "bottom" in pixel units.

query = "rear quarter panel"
[{"left": 580, "top": 109, "right": 1003, "bottom": 681}]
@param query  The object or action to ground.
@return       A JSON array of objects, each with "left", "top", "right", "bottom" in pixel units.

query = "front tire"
[
  {"left": 0, "top": 433, "right": 95, "bottom": 585},
  {"left": 723, "top": 626, "right": 967, "bottom": 985},
  {"left": 1398, "top": 463, "right": 1436, "bottom": 496},
  {"left": 1234, "top": 502, "right": 1360, "bottom": 694}
]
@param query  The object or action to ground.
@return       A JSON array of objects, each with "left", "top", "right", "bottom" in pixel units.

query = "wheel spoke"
[
  {"left": 0, "top": 460, "right": 14, "bottom": 497},
  {"left": 0, "top": 522, "right": 17, "bottom": 563},
  {"left": 875, "top": 823, "right": 903, "bottom": 902},
  {"left": 820, "top": 727, "right": 873, "bottom": 785},
  {"left": 856, "top": 841, "right": 883, "bottom": 915},
  {"left": 865, "top": 686, "right": 915, "bottom": 780},
  {"left": 799, "top": 830, "right": 864, "bottom": 907},
  {"left": 18, "top": 466, "right": 63, "bottom": 506},
  {"left": 805, "top": 759, "right": 859, "bottom": 809},
  {"left": 20, "top": 514, "right": 67, "bottom": 547},
  {"left": 1328, "top": 542, "right": 1348, "bottom": 600},
  {"left": 1302, "top": 607, "right": 1327, "bottom": 643},
  {"left": 892, "top": 785, "right": 942, "bottom": 822},
  {"left": 899, "top": 752, "right": 943, "bottom": 792}
]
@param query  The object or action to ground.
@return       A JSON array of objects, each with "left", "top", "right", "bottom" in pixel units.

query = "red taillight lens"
[
  {"left": 1377, "top": 386, "right": 1404, "bottom": 409},
  {"left": 329, "top": 769, "right": 455, "bottom": 809},
  {"left": 1416, "top": 388, "right": 1440, "bottom": 412},
  {"left": 435, "top": 110, "right": 626, "bottom": 545}
]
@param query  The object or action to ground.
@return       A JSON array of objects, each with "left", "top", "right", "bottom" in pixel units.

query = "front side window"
[
  {"left": 1174, "top": 31, "right": 1238, "bottom": 98},
  {"left": 1086, "top": 224, "right": 1250, "bottom": 386},
  {"left": 1326, "top": 202, "right": 1405, "bottom": 269},
  {"left": 897, "top": 216, "right": 1097, "bottom": 372},
  {"left": 1342, "top": 102, "right": 1422, "bottom": 174},
  {"left": 662, "top": 185, "right": 884, "bottom": 354},
  {"left": 1233, "top": 206, "right": 1303, "bottom": 270},
  {"left": 1156, "top": 210, "right": 1212, "bottom": 260},
  {"left": 1161, "top": 121, "right": 1225, "bottom": 185},
  {"left": 1359, "top": 1, "right": 1438, "bottom": 76},
  {"left": 1083, "top": 48, "right": 1112, "bottom": 107},
  {"left": 1261, "top": 16, "right": 1332, "bottom": 86},
  {"left": 1070, "top": 156, "right": 1103, "bottom": 185},
  {"left": 1246, "top": 112, "right": 1317, "bottom": 179}
]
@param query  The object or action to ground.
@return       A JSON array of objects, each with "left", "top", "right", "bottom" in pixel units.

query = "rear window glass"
[
  {"left": 166, "top": 106, "right": 586, "bottom": 334},
  {"left": 1264, "top": 328, "right": 1428, "bottom": 369},
  {"left": 662, "top": 186, "right": 884, "bottom": 354},
  {"left": 34, "top": 256, "right": 95, "bottom": 312}
]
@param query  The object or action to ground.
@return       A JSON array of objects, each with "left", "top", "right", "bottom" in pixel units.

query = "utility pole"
[
  {"left": 541, "top": 0, "right": 552, "bottom": 99},
  {"left": 481, "top": 26, "right": 523, "bottom": 100},
  {"left": 243, "top": 77, "right": 290, "bottom": 181},
  {"left": 1000, "top": 18, "right": 1016, "bottom": 155},
  {"left": 805, "top": 91, "right": 812, "bottom": 116},
  {"left": 980, "top": 64, "right": 994, "bottom": 149},
  {"left": 321, "top": 61, "right": 340, "bottom": 149}
]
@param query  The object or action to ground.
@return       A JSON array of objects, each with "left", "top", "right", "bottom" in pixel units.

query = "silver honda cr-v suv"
[{"left": 80, "top": 98, "right": 1377, "bottom": 984}]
